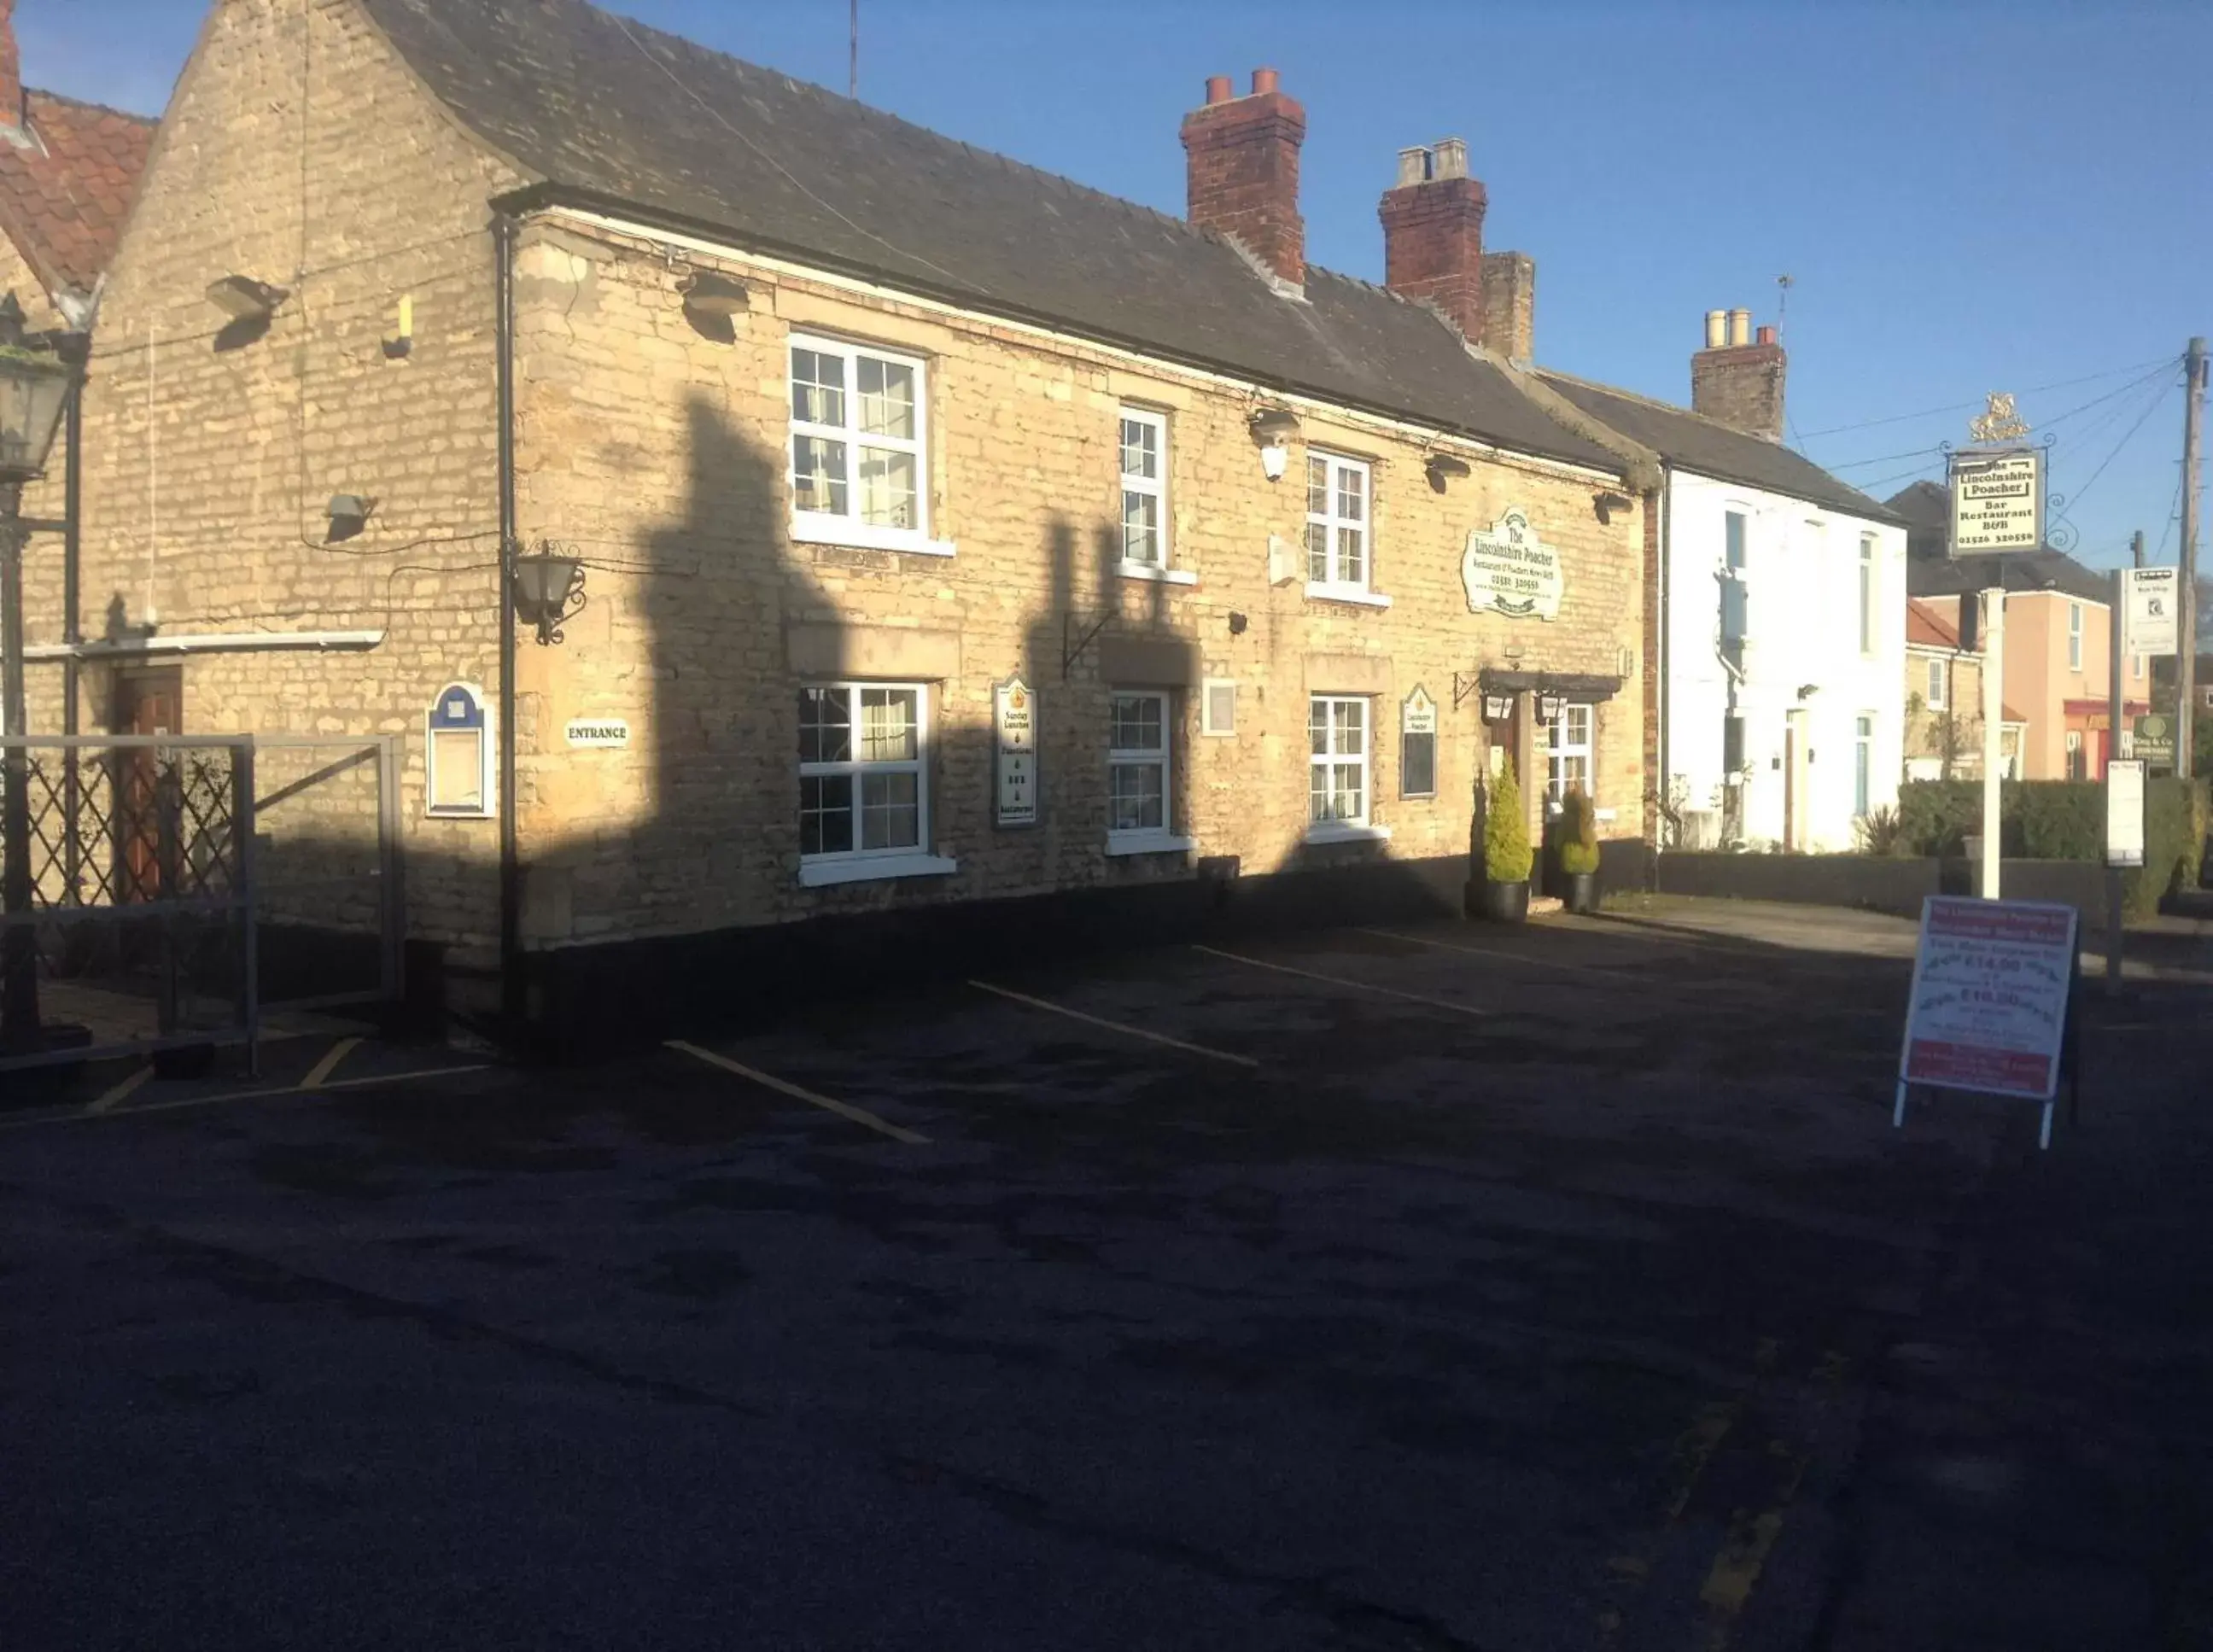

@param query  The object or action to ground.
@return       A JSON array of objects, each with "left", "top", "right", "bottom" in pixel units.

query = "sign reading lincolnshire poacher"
[
  {"left": 1463, "top": 510, "right": 1563, "bottom": 622},
  {"left": 995, "top": 676, "right": 1038, "bottom": 828},
  {"left": 1947, "top": 447, "right": 2044, "bottom": 554}
]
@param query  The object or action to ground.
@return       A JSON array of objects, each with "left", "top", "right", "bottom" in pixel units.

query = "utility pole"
[
  {"left": 2181, "top": 336, "right": 2206, "bottom": 780},
  {"left": 1982, "top": 582, "right": 2005, "bottom": 897},
  {"left": 2108, "top": 567, "right": 2127, "bottom": 989},
  {"left": 850, "top": 0, "right": 859, "bottom": 100}
]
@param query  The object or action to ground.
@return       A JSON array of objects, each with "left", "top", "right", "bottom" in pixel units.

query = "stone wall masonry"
[
  {"left": 62, "top": 0, "right": 523, "bottom": 956},
  {"left": 509, "top": 217, "right": 1648, "bottom": 949}
]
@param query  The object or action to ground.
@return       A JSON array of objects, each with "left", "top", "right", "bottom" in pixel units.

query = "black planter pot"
[
  {"left": 1478, "top": 879, "right": 1531, "bottom": 924},
  {"left": 1562, "top": 870, "right": 1601, "bottom": 916}
]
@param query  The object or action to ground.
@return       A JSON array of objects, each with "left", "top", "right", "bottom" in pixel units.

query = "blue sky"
[{"left": 20, "top": 0, "right": 2210, "bottom": 568}]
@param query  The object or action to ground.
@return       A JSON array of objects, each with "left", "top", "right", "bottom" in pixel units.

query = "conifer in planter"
[
  {"left": 1479, "top": 762, "right": 1534, "bottom": 923},
  {"left": 1553, "top": 785, "right": 1602, "bottom": 915}
]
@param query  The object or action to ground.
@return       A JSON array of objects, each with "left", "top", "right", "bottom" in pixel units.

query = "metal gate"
[{"left": 0, "top": 733, "right": 400, "bottom": 1075}]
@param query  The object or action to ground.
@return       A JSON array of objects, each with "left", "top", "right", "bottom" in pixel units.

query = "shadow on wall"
[{"left": 505, "top": 393, "right": 1475, "bottom": 1050}]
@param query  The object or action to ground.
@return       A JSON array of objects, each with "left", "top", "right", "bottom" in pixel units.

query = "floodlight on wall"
[
  {"left": 1425, "top": 453, "right": 1471, "bottom": 491},
  {"left": 325, "top": 494, "right": 375, "bottom": 543},
  {"left": 205, "top": 276, "right": 289, "bottom": 321},
  {"left": 680, "top": 271, "right": 750, "bottom": 318},
  {"left": 1593, "top": 489, "right": 1632, "bottom": 525},
  {"left": 1249, "top": 406, "right": 1300, "bottom": 482}
]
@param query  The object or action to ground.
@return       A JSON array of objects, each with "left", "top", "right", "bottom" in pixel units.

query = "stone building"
[{"left": 48, "top": 0, "right": 1654, "bottom": 1025}]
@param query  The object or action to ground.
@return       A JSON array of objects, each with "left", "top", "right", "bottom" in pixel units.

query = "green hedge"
[{"left": 1896, "top": 778, "right": 2207, "bottom": 919}]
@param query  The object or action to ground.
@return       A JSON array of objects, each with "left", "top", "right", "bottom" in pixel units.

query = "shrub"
[
  {"left": 1552, "top": 786, "right": 1600, "bottom": 876},
  {"left": 1484, "top": 762, "right": 1533, "bottom": 884},
  {"left": 1854, "top": 803, "right": 1906, "bottom": 856},
  {"left": 1897, "top": 776, "right": 2209, "bottom": 919}
]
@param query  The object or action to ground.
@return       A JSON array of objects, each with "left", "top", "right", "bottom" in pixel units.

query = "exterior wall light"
[
  {"left": 1249, "top": 406, "right": 1300, "bottom": 482},
  {"left": 1537, "top": 690, "right": 1566, "bottom": 722},
  {"left": 326, "top": 494, "right": 375, "bottom": 542},
  {"left": 205, "top": 275, "right": 289, "bottom": 321},
  {"left": 511, "top": 543, "right": 587, "bottom": 646},
  {"left": 1425, "top": 453, "right": 1471, "bottom": 491},
  {"left": 1481, "top": 692, "right": 1515, "bottom": 722},
  {"left": 680, "top": 271, "right": 750, "bottom": 318}
]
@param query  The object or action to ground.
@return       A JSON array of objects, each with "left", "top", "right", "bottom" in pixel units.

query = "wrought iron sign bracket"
[{"left": 1062, "top": 610, "right": 1111, "bottom": 680}]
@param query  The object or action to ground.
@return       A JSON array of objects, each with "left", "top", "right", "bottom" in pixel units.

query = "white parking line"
[
  {"left": 298, "top": 1036, "right": 363, "bottom": 1091},
  {"left": 85, "top": 1065, "right": 155, "bottom": 1116},
  {"left": 1356, "top": 927, "right": 1620, "bottom": 977},
  {"left": 666, "top": 1041, "right": 931, "bottom": 1146},
  {"left": 1191, "top": 944, "right": 1492, "bottom": 1020},
  {"left": 968, "top": 979, "right": 1261, "bottom": 1069},
  {"left": 0, "top": 1064, "right": 497, "bottom": 1135}
]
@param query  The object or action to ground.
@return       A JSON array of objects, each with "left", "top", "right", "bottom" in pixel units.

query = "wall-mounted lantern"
[
  {"left": 1248, "top": 406, "right": 1300, "bottom": 482},
  {"left": 1537, "top": 689, "right": 1566, "bottom": 723},
  {"left": 1480, "top": 692, "right": 1515, "bottom": 722},
  {"left": 511, "top": 542, "right": 587, "bottom": 646}
]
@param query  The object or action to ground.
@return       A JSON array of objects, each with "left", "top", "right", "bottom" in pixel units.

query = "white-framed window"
[
  {"left": 1545, "top": 703, "right": 1594, "bottom": 804},
  {"left": 1308, "top": 696, "right": 1370, "bottom": 829},
  {"left": 788, "top": 334, "right": 944, "bottom": 554},
  {"left": 2068, "top": 602, "right": 2084, "bottom": 672},
  {"left": 1106, "top": 691, "right": 1187, "bottom": 854},
  {"left": 1725, "top": 509, "right": 1748, "bottom": 573},
  {"left": 1118, "top": 409, "right": 1172, "bottom": 575},
  {"left": 1201, "top": 679, "right": 1237, "bottom": 738},
  {"left": 2133, "top": 652, "right": 2146, "bottom": 681},
  {"left": 2064, "top": 727, "right": 2086, "bottom": 782},
  {"left": 1305, "top": 452, "right": 1385, "bottom": 604},
  {"left": 1925, "top": 657, "right": 1946, "bottom": 710},
  {"left": 1854, "top": 715, "right": 1874, "bottom": 817},
  {"left": 1857, "top": 534, "right": 1876, "bottom": 656},
  {"left": 799, "top": 682, "right": 930, "bottom": 867}
]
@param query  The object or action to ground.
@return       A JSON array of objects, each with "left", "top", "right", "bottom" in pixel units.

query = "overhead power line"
[{"left": 1799, "top": 354, "right": 2175, "bottom": 442}]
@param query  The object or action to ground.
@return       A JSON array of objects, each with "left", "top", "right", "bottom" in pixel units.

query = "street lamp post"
[{"left": 0, "top": 295, "right": 83, "bottom": 1053}]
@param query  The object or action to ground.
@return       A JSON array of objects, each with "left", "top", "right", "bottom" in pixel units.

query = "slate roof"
[
  {"left": 1534, "top": 370, "right": 1903, "bottom": 524},
  {"left": 353, "top": 0, "right": 1621, "bottom": 474},
  {"left": 0, "top": 90, "right": 156, "bottom": 304},
  {"left": 1888, "top": 480, "right": 2113, "bottom": 603}
]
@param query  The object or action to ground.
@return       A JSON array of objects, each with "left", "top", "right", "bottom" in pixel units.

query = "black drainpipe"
[
  {"left": 493, "top": 212, "right": 522, "bottom": 1025},
  {"left": 60, "top": 333, "right": 86, "bottom": 908}
]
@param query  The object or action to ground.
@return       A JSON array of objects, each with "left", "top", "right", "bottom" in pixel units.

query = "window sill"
[
  {"left": 790, "top": 517, "right": 956, "bottom": 557},
  {"left": 1305, "top": 583, "right": 1393, "bottom": 610},
  {"left": 1118, "top": 560, "right": 1199, "bottom": 587},
  {"left": 1105, "top": 832, "right": 1197, "bottom": 858},
  {"left": 797, "top": 853, "right": 961, "bottom": 888},
  {"left": 1304, "top": 823, "right": 1393, "bottom": 846}
]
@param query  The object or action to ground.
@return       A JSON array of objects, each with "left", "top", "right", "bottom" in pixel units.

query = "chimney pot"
[
  {"left": 1395, "top": 145, "right": 1430, "bottom": 188},
  {"left": 1755, "top": 324, "right": 1776, "bottom": 346},
  {"left": 1704, "top": 310, "right": 1727, "bottom": 350},
  {"left": 1729, "top": 307, "right": 1752, "bottom": 347},
  {"left": 1182, "top": 69, "right": 1307, "bottom": 289}
]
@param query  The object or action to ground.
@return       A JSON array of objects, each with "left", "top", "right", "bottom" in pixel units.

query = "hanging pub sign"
[
  {"left": 1463, "top": 509, "right": 1563, "bottom": 622},
  {"left": 995, "top": 676, "right": 1039, "bottom": 828},
  {"left": 1947, "top": 446, "right": 2043, "bottom": 554}
]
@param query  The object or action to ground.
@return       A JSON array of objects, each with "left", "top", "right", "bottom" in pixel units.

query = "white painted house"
[{"left": 1544, "top": 309, "right": 1909, "bottom": 852}]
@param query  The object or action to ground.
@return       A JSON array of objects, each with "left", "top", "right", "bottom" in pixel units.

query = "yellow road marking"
[
  {"left": 0, "top": 1064, "right": 495, "bottom": 1135},
  {"left": 666, "top": 1041, "right": 930, "bottom": 1146},
  {"left": 1192, "top": 944, "right": 1492, "bottom": 1020},
  {"left": 967, "top": 979, "right": 1261, "bottom": 1069},
  {"left": 85, "top": 1065, "right": 155, "bottom": 1116},
  {"left": 298, "top": 1036, "right": 362, "bottom": 1091}
]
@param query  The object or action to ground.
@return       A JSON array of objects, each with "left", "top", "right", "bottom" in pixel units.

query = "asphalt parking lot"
[{"left": 3, "top": 899, "right": 2210, "bottom": 1650}]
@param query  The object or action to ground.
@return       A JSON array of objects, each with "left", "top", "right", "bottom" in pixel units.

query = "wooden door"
[{"left": 114, "top": 668, "right": 182, "bottom": 902}]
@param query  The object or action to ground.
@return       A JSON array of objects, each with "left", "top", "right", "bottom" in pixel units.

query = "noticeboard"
[
  {"left": 1898, "top": 897, "right": 2076, "bottom": 1105},
  {"left": 994, "top": 676, "right": 1038, "bottom": 828},
  {"left": 1948, "top": 448, "right": 2044, "bottom": 555},
  {"left": 2105, "top": 759, "right": 2146, "bottom": 869},
  {"left": 2134, "top": 713, "right": 2176, "bottom": 768},
  {"left": 2124, "top": 565, "right": 2180, "bottom": 657}
]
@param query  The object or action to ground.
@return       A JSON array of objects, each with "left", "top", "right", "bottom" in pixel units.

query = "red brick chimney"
[
  {"left": 1182, "top": 69, "right": 1307, "bottom": 290},
  {"left": 1379, "top": 139, "right": 1486, "bottom": 341},
  {"left": 1691, "top": 308, "right": 1788, "bottom": 441},
  {"left": 0, "top": 0, "right": 23, "bottom": 133}
]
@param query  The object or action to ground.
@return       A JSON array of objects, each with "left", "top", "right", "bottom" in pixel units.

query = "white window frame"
[
  {"left": 787, "top": 333, "right": 953, "bottom": 557},
  {"left": 1854, "top": 713, "right": 1874, "bottom": 819},
  {"left": 1857, "top": 533, "right": 1876, "bottom": 656},
  {"left": 1200, "top": 679, "right": 1238, "bottom": 738},
  {"left": 2068, "top": 602, "right": 2084, "bottom": 672},
  {"left": 1105, "top": 690, "right": 1194, "bottom": 855},
  {"left": 796, "top": 681, "right": 958, "bottom": 887},
  {"left": 1305, "top": 452, "right": 1390, "bottom": 608},
  {"left": 1115, "top": 407, "right": 1194, "bottom": 587},
  {"left": 1724, "top": 509, "right": 1749, "bottom": 574},
  {"left": 1308, "top": 695, "right": 1387, "bottom": 841},
  {"left": 1925, "top": 657, "right": 1946, "bottom": 711},
  {"left": 1544, "top": 703, "right": 1595, "bottom": 806},
  {"left": 2064, "top": 727, "right": 2086, "bottom": 782}
]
